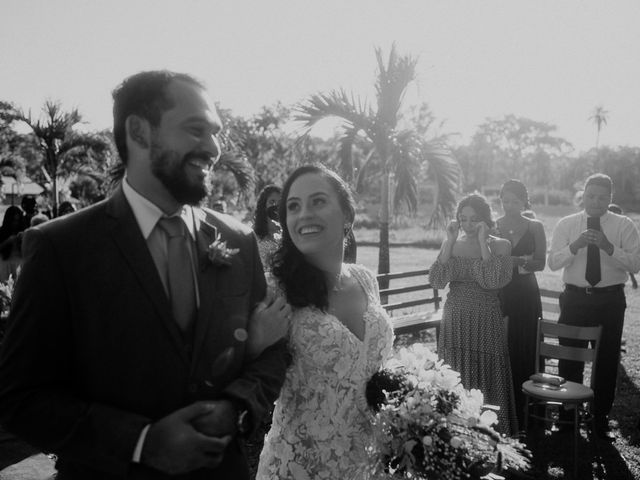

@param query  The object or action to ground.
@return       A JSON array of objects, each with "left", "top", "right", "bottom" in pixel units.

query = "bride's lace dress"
[{"left": 256, "top": 263, "right": 394, "bottom": 480}]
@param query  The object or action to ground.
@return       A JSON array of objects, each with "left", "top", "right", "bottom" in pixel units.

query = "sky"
[{"left": 1, "top": 0, "right": 639, "bottom": 153}]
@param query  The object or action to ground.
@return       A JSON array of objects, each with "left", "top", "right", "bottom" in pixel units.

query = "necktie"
[
  {"left": 158, "top": 216, "right": 196, "bottom": 331},
  {"left": 585, "top": 216, "right": 601, "bottom": 286}
]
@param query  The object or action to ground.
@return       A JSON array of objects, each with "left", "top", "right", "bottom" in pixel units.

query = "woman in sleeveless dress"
[
  {"left": 496, "top": 180, "right": 546, "bottom": 426},
  {"left": 249, "top": 164, "right": 394, "bottom": 480},
  {"left": 429, "top": 193, "right": 518, "bottom": 435}
]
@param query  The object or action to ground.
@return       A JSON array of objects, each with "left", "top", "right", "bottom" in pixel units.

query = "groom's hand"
[
  {"left": 141, "top": 402, "right": 232, "bottom": 474},
  {"left": 191, "top": 399, "right": 237, "bottom": 437}
]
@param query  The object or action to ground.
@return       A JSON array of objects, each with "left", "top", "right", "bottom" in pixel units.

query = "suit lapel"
[
  {"left": 106, "top": 187, "right": 190, "bottom": 366},
  {"left": 191, "top": 208, "right": 219, "bottom": 368}
]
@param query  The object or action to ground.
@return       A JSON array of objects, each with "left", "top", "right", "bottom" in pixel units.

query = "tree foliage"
[
  {"left": 295, "top": 45, "right": 461, "bottom": 277},
  {"left": 457, "top": 115, "right": 573, "bottom": 192},
  {"left": 11, "top": 101, "right": 113, "bottom": 215}
]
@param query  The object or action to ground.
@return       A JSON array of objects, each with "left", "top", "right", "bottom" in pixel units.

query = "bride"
[{"left": 249, "top": 164, "right": 394, "bottom": 480}]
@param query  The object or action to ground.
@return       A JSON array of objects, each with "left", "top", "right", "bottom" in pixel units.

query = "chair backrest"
[{"left": 534, "top": 319, "right": 602, "bottom": 388}]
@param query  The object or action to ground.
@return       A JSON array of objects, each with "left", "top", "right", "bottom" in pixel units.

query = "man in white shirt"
[{"left": 548, "top": 173, "right": 640, "bottom": 438}]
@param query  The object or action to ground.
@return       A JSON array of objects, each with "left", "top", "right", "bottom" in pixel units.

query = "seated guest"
[{"left": 548, "top": 173, "right": 640, "bottom": 439}]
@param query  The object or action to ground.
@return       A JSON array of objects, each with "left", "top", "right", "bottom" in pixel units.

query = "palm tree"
[
  {"left": 295, "top": 45, "right": 460, "bottom": 281},
  {"left": 589, "top": 105, "right": 609, "bottom": 151},
  {"left": 16, "top": 101, "right": 111, "bottom": 216}
]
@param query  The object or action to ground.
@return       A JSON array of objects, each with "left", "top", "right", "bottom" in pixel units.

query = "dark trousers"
[{"left": 557, "top": 288, "right": 626, "bottom": 419}]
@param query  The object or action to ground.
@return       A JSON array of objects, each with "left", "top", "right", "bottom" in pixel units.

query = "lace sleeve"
[
  {"left": 347, "top": 263, "right": 381, "bottom": 304},
  {"left": 428, "top": 258, "right": 458, "bottom": 289},
  {"left": 470, "top": 255, "right": 514, "bottom": 289}
]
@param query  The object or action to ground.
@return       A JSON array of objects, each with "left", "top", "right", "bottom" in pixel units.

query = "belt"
[{"left": 565, "top": 284, "right": 624, "bottom": 295}]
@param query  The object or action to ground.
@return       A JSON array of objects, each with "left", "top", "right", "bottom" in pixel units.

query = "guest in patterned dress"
[
  {"left": 251, "top": 164, "right": 394, "bottom": 480},
  {"left": 429, "top": 193, "right": 518, "bottom": 435},
  {"left": 253, "top": 185, "right": 282, "bottom": 271},
  {"left": 495, "top": 180, "right": 546, "bottom": 425}
]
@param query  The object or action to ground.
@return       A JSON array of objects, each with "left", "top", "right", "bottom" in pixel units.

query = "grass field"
[{"left": 356, "top": 240, "right": 640, "bottom": 480}]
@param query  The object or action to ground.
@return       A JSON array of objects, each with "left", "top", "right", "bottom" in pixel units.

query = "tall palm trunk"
[{"left": 378, "top": 170, "right": 391, "bottom": 291}]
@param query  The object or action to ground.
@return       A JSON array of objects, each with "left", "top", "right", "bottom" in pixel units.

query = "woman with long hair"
[
  {"left": 495, "top": 180, "right": 546, "bottom": 426},
  {"left": 255, "top": 164, "right": 393, "bottom": 479},
  {"left": 0, "top": 206, "right": 25, "bottom": 282},
  {"left": 253, "top": 185, "right": 282, "bottom": 271},
  {"left": 429, "top": 193, "right": 518, "bottom": 435}
]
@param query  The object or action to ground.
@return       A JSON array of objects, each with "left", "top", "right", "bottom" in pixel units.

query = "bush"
[{"left": 529, "top": 189, "right": 573, "bottom": 206}]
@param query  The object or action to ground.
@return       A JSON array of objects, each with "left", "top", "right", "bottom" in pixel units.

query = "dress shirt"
[
  {"left": 122, "top": 178, "right": 200, "bottom": 303},
  {"left": 548, "top": 210, "right": 640, "bottom": 287},
  {"left": 121, "top": 178, "right": 201, "bottom": 463}
]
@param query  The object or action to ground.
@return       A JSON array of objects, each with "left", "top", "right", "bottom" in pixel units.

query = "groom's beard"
[{"left": 151, "top": 146, "right": 213, "bottom": 206}]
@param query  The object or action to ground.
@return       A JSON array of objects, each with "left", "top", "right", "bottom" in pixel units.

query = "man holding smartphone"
[{"left": 548, "top": 173, "right": 640, "bottom": 439}]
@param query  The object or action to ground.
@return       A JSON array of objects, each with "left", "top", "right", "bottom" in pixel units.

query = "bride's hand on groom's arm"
[
  {"left": 246, "top": 289, "right": 292, "bottom": 359},
  {"left": 140, "top": 402, "right": 231, "bottom": 474}
]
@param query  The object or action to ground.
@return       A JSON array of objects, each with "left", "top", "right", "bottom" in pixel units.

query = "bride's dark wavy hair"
[{"left": 271, "top": 164, "right": 355, "bottom": 311}]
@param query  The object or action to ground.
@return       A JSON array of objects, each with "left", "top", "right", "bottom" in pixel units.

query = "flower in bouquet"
[
  {"left": 206, "top": 233, "right": 239, "bottom": 267},
  {"left": 366, "top": 343, "right": 530, "bottom": 479},
  {"left": 0, "top": 275, "right": 16, "bottom": 316}
]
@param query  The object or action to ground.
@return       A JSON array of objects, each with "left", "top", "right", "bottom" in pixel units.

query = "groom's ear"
[{"left": 125, "top": 115, "right": 151, "bottom": 150}]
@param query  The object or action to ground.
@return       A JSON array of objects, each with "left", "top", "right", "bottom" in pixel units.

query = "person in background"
[
  {"left": 29, "top": 213, "right": 49, "bottom": 227},
  {"left": 608, "top": 203, "right": 637, "bottom": 289},
  {"left": 211, "top": 199, "right": 227, "bottom": 213},
  {"left": 495, "top": 180, "right": 546, "bottom": 425},
  {"left": 255, "top": 164, "right": 394, "bottom": 479},
  {"left": 548, "top": 173, "right": 640, "bottom": 439},
  {"left": 429, "top": 193, "right": 517, "bottom": 435},
  {"left": 0, "top": 70, "right": 289, "bottom": 479},
  {"left": 0, "top": 206, "right": 25, "bottom": 282},
  {"left": 57, "top": 201, "right": 77, "bottom": 217},
  {"left": 19, "top": 196, "right": 38, "bottom": 230},
  {"left": 253, "top": 185, "right": 282, "bottom": 270}
]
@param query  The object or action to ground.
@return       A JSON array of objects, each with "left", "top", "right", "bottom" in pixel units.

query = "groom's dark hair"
[{"left": 111, "top": 70, "right": 204, "bottom": 166}]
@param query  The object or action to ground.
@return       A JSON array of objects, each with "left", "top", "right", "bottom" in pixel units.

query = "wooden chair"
[{"left": 521, "top": 319, "right": 602, "bottom": 478}]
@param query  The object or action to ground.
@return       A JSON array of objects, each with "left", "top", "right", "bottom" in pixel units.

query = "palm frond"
[
  {"left": 215, "top": 153, "right": 255, "bottom": 194},
  {"left": 423, "top": 144, "right": 462, "bottom": 228},
  {"left": 355, "top": 148, "right": 378, "bottom": 195},
  {"left": 374, "top": 44, "right": 418, "bottom": 130},
  {"left": 295, "top": 89, "right": 374, "bottom": 133},
  {"left": 58, "top": 132, "right": 112, "bottom": 156},
  {"left": 389, "top": 131, "right": 422, "bottom": 213}
]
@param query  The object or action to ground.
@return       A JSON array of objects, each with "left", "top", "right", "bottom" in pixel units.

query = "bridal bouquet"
[{"left": 366, "top": 344, "right": 530, "bottom": 480}]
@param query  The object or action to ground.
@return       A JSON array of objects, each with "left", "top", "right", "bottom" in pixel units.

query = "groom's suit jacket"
[{"left": 0, "top": 187, "right": 288, "bottom": 479}]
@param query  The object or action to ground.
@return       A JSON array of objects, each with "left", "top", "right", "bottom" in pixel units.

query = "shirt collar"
[
  {"left": 121, "top": 177, "right": 197, "bottom": 240},
  {"left": 581, "top": 210, "right": 611, "bottom": 224}
]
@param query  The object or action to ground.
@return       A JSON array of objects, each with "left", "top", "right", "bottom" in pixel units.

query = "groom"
[{"left": 0, "top": 71, "right": 288, "bottom": 479}]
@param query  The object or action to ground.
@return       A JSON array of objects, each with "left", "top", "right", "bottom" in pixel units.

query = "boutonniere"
[{"left": 207, "top": 232, "right": 240, "bottom": 267}]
